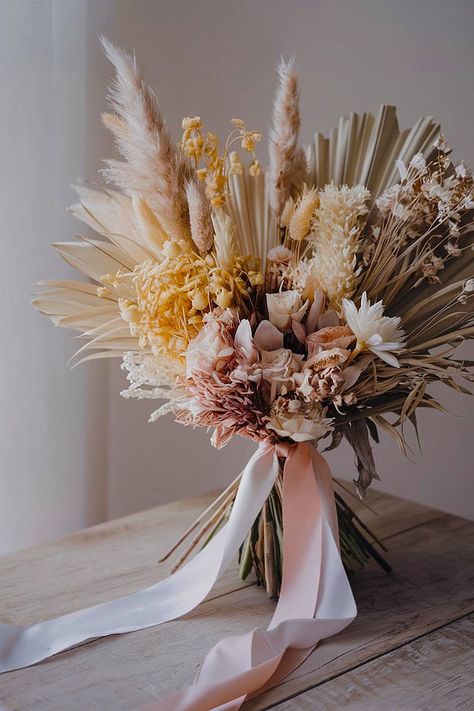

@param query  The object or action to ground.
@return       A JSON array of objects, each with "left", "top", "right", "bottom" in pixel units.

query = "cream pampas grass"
[
  {"left": 268, "top": 58, "right": 306, "bottom": 217},
  {"left": 100, "top": 37, "right": 191, "bottom": 242}
]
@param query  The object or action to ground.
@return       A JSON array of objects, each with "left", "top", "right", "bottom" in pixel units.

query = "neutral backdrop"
[{"left": 1, "top": 0, "right": 473, "bottom": 554}]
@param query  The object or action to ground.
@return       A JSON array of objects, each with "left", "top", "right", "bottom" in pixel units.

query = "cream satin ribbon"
[{"left": 0, "top": 442, "right": 356, "bottom": 711}]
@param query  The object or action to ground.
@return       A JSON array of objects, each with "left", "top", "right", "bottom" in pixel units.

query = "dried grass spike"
[
  {"left": 289, "top": 186, "right": 318, "bottom": 241},
  {"left": 186, "top": 180, "right": 214, "bottom": 252},
  {"left": 280, "top": 197, "right": 295, "bottom": 227},
  {"left": 269, "top": 58, "right": 303, "bottom": 217}
]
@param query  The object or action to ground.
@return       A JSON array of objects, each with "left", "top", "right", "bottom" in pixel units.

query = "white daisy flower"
[{"left": 342, "top": 292, "right": 406, "bottom": 368}]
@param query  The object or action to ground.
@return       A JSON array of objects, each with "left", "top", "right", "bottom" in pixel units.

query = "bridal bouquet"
[{"left": 8, "top": 38, "right": 470, "bottom": 708}]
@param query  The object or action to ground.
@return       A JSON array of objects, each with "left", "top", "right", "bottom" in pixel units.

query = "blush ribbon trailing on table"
[{"left": 0, "top": 442, "right": 357, "bottom": 710}]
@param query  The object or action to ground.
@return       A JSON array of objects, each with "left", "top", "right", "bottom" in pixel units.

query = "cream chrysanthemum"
[{"left": 342, "top": 292, "right": 406, "bottom": 367}]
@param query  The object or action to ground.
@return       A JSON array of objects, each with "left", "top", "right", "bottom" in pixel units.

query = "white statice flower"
[
  {"left": 420, "top": 254, "right": 445, "bottom": 284},
  {"left": 455, "top": 162, "right": 468, "bottom": 179},
  {"left": 395, "top": 159, "right": 408, "bottom": 181},
  {"left": 342, "top": 292, "right": 406, "bottom": 368},
  {"left": 445, "top": 241, "right": 462, "bottom": 257},
  {"left": 266, "top": 403, "right": 334, "bottom": 442},
  {"left": 434, "top": 134, "right": 451, "bottom": 153},
  {"left": 409, "top": 152, "right": 427, "bottom": 172},
  {"left": 266, "top": 290, "right": 308, "bottom": 332},
  {"left": 375, "top": 184, "right": 402, "bottom": 217},
  {"left": 458, "top": 278, "right": 474, "bottom": 304},
  {"left": 396, "top": 153, "right": 427, "bottom": 187}
]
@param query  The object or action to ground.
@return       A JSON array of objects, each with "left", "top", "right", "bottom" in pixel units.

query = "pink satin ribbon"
[{"left": 141, "top": 443, "right": 357, "bottom": 711}]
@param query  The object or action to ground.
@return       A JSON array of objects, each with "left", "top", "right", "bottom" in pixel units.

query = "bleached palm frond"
[
  {"left": 227, "top": 155, "right": 277, "bottom": 266},
  {"left": 52, "top": 241, "right": 130, "bottom": 283},
  {"left": 70, "top": 187, "right": 152, "bottom": 265},
  {"left": 309, "top": 105, "right": 440, "bottom": 199}
]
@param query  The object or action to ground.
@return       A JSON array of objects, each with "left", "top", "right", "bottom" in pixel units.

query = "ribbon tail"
[
  {"left": 143, "top": 442, "right": 357, "bottom": 711},
  {"left": 0, "top": 443, "right": 280, "bottom": 673}
]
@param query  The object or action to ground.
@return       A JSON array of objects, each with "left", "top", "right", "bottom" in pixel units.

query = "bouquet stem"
[
  {"left": 161, "top": 468, "right": 391, "bottom": 596},
  {"left": 238, "top": 471, "right": 391, "bottom": 598}
]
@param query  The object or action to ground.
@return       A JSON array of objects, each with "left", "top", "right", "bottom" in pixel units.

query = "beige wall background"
[{"left": 1, "top": 0, "right": 473, "bottom": 554}]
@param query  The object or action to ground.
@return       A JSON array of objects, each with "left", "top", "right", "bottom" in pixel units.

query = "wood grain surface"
[{"left": 0, "top": 484, "right": 472, "bottom": 710}]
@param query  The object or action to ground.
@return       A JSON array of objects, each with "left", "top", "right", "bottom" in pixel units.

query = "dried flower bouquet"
[{"left": 35, "top": 41, "right": 474, "bottom": 599}]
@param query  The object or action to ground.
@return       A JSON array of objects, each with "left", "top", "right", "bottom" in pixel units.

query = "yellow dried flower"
[
  {"left": 179, "top": 115, "right": 262, "bottom": 208},
  {"left": 182, "top": 116, "right": 202, "bottom": 131},
  {"left": 249, "top": 270, "right": 264, "bottom": 286},
  {"left": 206, "top": 171, "right": 228, "bottom": 207},
  {"left": 229, "top": 151, "right": 243, "bottom": 175},
  {"left": 191, "top": 290, "right": 209, "bottom": 311},
  {"left": 241, "top": 134, "right": 256, "bottom": 152},
  {"left": 249, "top": 159, "right": 261, "bottom": 177},
  {"left": 112, "top": 244, "right": 261, "bottom": 364}
]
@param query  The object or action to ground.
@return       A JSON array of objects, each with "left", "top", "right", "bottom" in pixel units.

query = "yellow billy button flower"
[
  {"left": 229, "top": 151, "right": 243, "bottom": 175},
  {"left": 248, "top": 270, "right": 264, "bottom": 286},
  {"left": 215, "top": 290, "right": 234, "bottom": 308},
  {"left": 182, "top": 116, "right": 202, "bottom": 131},
  {"left": 191, "top": 290, "right": 209, "bottom": 311}
]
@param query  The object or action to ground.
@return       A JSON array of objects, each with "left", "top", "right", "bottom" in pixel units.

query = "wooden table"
[{"left": 0, "top": 485, "right": 473, "bottom": 710}]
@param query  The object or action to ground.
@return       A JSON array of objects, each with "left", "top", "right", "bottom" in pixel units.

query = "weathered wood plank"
[
  {"left": 0, "top": 511, "right": 472, "bottom": 710},
  {"left": 274, "top": 614, "right": 474, "bottom": 710},
  {"left": 343, "top": 484, "right": 444, "bottom": 541},
  {"left": 0, "top": 491, "right": 249, "bottom": 625}
]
